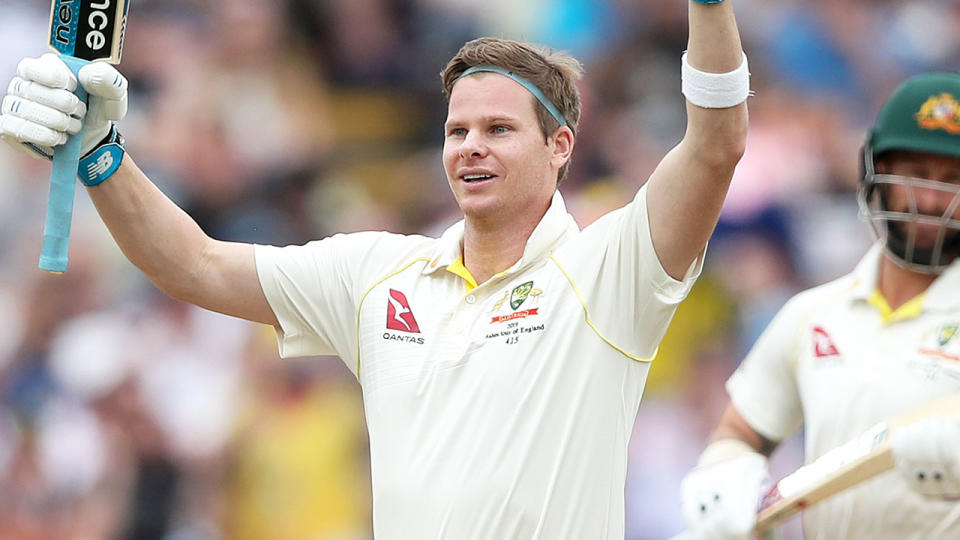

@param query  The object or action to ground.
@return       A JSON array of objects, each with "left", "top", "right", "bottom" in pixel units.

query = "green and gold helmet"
[{"left": 860, "top": 72, "right": 960, "bottom": 273}]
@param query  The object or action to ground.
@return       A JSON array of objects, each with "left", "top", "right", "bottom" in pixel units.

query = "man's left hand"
[{"left": 892, "top": 418, "right": 960, "bottom": 499}]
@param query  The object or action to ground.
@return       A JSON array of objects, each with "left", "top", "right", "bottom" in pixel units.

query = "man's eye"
[
  {"left": 493, "top": 125, "right": 510, "bottom": 134},
  {"left": 449, "top": 128, "right": 467, "bottom": 137}
]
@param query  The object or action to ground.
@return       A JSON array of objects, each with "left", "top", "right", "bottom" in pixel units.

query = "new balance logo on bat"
[
  {"left": 386, "top": 289, "right": 420, "bottom": 333},
  {"left": 52, "top": 0, "right": 113, "bottom": 51},
  {"left": 51, "top": 0, "right": 127, "bottom": 62}
]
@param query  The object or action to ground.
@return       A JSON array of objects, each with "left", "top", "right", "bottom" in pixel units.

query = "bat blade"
[
  {"left": 48, "top": 0, "right": 129, "bottom": 64},
  {"left": 754, "top": 393, "right": 960, "bottom": 533},
  {"left": 40, "top": 0, "right": 130, "bottom": 273}
]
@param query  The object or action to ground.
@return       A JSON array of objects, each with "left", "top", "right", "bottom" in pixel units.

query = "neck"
[
  {"left": 462, "top": 201, "right": 551, "bottom": 286},
  {"left": 876, "top": 254, "right": 938, "bottom": 310}
]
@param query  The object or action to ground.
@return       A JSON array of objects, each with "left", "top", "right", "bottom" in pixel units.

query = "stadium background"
[{"left": 0, "top": 0, "right": 957, "bottom": 538}]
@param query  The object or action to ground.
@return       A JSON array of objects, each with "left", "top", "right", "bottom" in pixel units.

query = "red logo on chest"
[
  {"left": 386, "top": 289, "right": 421, "bottom": 333},
  {"left": 812, "top": 326, "right": 840, "bottom": 358}
]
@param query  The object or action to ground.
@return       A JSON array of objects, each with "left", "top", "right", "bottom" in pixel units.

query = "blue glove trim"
[{"left": 79, "top": 126, "right": 125, "bottom": 187}]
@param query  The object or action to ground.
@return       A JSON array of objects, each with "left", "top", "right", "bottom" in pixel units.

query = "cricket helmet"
[{"left": 859, "top": 72, "right": 960, "bottom": 273}]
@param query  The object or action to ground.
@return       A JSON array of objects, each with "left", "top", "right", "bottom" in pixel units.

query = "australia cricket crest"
[
  {"left": 510, "top": 281, "right": 534, "bottom": 310},
  {"left": 489, "top": 281, "right": 544, "bottom": 325},
  {"left": 916, "top": 93, "right": 960, "bottom": 134},
  {"left": 937, "top": 322, "right": 959, "bottom": 348},
  {"left": 917, "top": 321, "right": 960, "bottom": 365}
]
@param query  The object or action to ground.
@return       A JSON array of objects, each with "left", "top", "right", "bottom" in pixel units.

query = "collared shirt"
[
  {"left": 255, "top": 185, "right": 701, "bottom": 539},
  {"left": 727, "top": 244, "right": 960, "bottom": 540}
]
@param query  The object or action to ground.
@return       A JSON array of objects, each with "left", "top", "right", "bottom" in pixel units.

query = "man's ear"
[{"left": 550, "top": 126, "right": 575, "bottom": 170}]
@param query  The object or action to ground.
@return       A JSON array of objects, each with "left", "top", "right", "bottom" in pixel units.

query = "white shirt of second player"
[{"left": 728, "top": 245, "right": 960, "bottom": 540}]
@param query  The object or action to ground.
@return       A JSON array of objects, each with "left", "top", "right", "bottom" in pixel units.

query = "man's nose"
[
  {"left": 459, "top": 131, "right": 488, "bottom": 159},
  {"left": 913, "top": 184, "right": 953, "bottom": 216}
]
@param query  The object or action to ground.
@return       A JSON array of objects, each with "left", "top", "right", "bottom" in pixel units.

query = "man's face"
[
  {"left": 876, "top": 150, "right": 960, "bottom": 248},
  {"left": 442, "top": 73, "right": 568, "bottom": 222}
]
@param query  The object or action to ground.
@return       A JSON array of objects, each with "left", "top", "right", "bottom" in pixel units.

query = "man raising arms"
[{"left": 1, "top": 1, "right": 747, "bottom": 537}]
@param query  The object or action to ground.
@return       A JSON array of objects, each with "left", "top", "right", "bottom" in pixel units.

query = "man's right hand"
[
  {"left": 680, "top": 449, "right": 769, "bottom": 540},
  {"left": 0, "top": 53, "right": 127, "bottom": 160}
]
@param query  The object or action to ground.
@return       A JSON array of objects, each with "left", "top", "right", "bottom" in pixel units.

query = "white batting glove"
[
  {"left": 892, "top": 418, "right": 960, "bottom": 499},
  {"left": 0, "top": 53, "right": 127, "bottom": 160},
  {"left": 681, "top": 447, "right": 769, "bottom": 540}
]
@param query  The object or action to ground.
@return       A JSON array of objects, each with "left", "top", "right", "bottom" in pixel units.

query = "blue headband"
[{"left": 457, "top": 65, "right": 568, "bottom": 127}]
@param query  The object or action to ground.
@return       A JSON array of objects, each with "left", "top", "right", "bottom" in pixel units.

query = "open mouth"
[
  {"left": 462, "top": 173, "right": 496, "bottom": 183},
  {"left": 891, "top": 221, "right": 957, "bottom": 245}
]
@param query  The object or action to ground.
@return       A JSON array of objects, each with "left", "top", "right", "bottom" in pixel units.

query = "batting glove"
[
  {"left": 681, "top": 445, "right": 769, "bottom": 540},
  {"left": 1, "top": 53, "right": 127, "bottom": 184},
  {"left": 892, "top": 418, "right": 960, "bottom": 499}
]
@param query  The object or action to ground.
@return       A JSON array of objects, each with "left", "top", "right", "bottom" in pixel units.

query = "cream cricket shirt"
[
  {"left": 255, "top": 186, "right": 700, "bottom": 539},
  {"left": 727, "top": 245, "right": 960, "bottom": 540}
]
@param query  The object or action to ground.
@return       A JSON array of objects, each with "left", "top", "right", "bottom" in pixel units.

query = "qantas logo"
[
  {"left": 812, "top": 326, "right": 840, "bottom": 358},
  {"left": 386, "top": 289, "right": 420, "bottom": 333}
]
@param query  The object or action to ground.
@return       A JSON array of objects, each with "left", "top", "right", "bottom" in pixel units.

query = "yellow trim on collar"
[
  {"left": 550, "top": 255, "right": 656, "bottom": 363},
  {"left": 356, "top": 257, "right": 432, "bottom": 376},
  {"left": 867, "top": 289, "right": 925, "bottom": 324},
  {"left": 446, "top": 256, "right": 479, "bottom": 292}
]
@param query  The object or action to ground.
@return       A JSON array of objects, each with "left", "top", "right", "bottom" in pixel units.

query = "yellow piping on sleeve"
[
  {"left": 355, "top": 257, "right": 431, "bottom": 376},
  {"left": 550, "top": 255, "right": 656, "bottom": 363}
]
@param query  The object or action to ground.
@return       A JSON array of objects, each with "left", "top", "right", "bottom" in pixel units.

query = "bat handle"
[{"left": 39, "top": 56, "right": 90, "bottom": 274}]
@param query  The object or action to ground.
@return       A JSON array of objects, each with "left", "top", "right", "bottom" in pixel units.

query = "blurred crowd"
[{"left": 1, "top": 0, "right": 958, "bottom": 538}]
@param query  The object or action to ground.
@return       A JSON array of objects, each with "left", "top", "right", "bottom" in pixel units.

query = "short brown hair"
[{"left": 441, "top": 37, "right": 584, "bottom": 182}]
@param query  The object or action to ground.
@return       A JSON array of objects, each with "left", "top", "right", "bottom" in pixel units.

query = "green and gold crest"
[
  {"left": 510, "top": 281, "right": 534, "bottom": 310},
  {"left": 938, "top": 322, "right": 959, "bottom": 347}
]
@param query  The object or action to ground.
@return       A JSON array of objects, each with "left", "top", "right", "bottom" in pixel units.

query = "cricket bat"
[
  {"left": 754, "top": 392, "right": 960, "bottom": 533},
  {"left": 41, "top": 0, "right": 129, "bottom": 273}
]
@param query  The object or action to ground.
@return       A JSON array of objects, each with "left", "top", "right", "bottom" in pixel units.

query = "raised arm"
[
  {"left": 0, "top": 54, "right": 277, "bottom": 327},
  {"left": 90, "top": 157, "right": 278, "bottom": 327},
  {"left": 646, "top": 0, "right": 748, "bottom": 279}
]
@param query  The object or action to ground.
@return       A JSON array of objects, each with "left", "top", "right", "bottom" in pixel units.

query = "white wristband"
[
  {"left": 682, "top": 51, "right": 751, "bottom": 109},
  {"left": 698, "top": 438, "right": 760, "bottom": 467}
]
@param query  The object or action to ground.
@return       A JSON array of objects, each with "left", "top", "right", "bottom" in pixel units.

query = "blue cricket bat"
[{"left": 41, "top": 0, "right": 129, "bottom": 273}]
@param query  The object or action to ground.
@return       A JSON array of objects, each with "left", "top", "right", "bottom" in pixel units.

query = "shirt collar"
[
  {"left": 926, "top": 253, "right": 960, "bottom": 311},
  {"left": 849, "top": 243, "right": 884, "bottom": 302},
  {"left": 422, "top": 191, "right": 579, "bottom": 277},
  {"left": 850, "top": 242, "right": 960, "bottom": 311}
]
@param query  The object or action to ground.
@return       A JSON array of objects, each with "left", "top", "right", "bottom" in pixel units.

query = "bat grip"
[{"left": 39, "top": 56, "right": 90, "bottom": 274}]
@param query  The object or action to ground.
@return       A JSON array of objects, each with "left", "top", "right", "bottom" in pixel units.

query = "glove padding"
[
  {"left": 892, "top": 418, "right": 960, "bottom": 499},
  {"left": 0, "top": 53, "right": 127, "bottom": 159},
  {"left": 681, "top": 451, "right": 769, "bottom": 540}
]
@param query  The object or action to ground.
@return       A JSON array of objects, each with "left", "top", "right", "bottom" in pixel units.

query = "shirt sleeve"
[
  {"left": 725, "top": 297, "right": 806, "bottom": 442},
  {"left": 553, "top": 184, "right": 704, "bottom": 360},
  {"left": 254, "top": 234, "right": 373, "bottom": 376}
]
